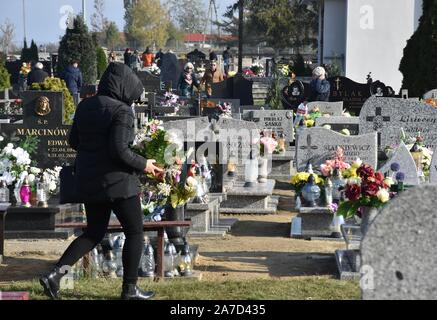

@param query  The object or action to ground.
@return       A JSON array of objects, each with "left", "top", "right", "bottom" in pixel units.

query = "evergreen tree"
[
  {"left": 96, "top": 47, "right": 108, "bottom": 79},
  {"left": 0, "top": 58, "right": 11, "bottom": 91},
  {"left": 30, "top": 39, "right": 39, "bottom": 62},
  {"left": 399, "top": 0, "right": 437, "bottom": 97},
  {"left": 58, "top": 16, "right": 97, "bottom": 85},
  {"left": 21, "top": 39, "right": 30, "bottom": 61}
]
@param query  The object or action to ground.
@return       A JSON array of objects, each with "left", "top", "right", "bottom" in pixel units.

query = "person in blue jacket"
[
  {"left": 308, "top": 66, "right": 330, "bottom": 102},
  {"left": 62, "top": 61, "right": 83, "bottom": 105}
]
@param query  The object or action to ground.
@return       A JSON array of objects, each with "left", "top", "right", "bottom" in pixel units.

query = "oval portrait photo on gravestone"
[{"left": 34, "top": 96, "right": 51, "bottom": 117}]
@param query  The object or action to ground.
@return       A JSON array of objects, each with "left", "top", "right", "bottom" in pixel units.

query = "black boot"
[
  {"left": 121, "top": 284, "right": 155, "bottom": 300},
  {"left": 39, "top": 266, "right": 68, "bottom": 300}
]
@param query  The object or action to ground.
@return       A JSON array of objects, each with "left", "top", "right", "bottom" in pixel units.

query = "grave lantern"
[
  {"left": 301, "top": 174, "right": 321, "bottom": 207},
  {"left": 410, "top": 143, "right": 424, "bottom": 178},
  {"left": 0, "top": 180, "right": 10, "bottom": 203},
  {"left": 19, "top": 176, "right": 32, "bottom": 208},
  {"left": 277, "top": 133, "right": 286, "bottom": 153},
  {"left": 227, "top": 153, "right": 238, "bottom": 177},
  {"left": 139, "top": 239, "right": 155, "bottom": 278},
  {"left": 325, "top": 178, "right": 333, "bottom": 206},
  {"left": 37, "top": 176, "right": 48, "bottom": 208},
  {"left": 332, "top": 169, "right": 346, "bottom": 203},
  {"left": 164, "top": 242, "right": 175, "bottom": 278},
  {"left": 178, "top": 239, "right": 193, "bottom": 277},
  {"left": 244, "top": 150, "right": 258, "bottom": 188}
]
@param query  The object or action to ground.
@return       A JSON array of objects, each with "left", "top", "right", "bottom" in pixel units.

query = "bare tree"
[
  {"left": 91, "top": 0, "right": 109, "bottom": 33},
  {"left": 0, "top": 19, "right": 15, "bottom": 55}
]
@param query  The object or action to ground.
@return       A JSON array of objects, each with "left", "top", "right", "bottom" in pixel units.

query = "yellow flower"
[
  {"left": 304, "top": 119, "right": 315, "bottom": 127},
  {"left": 377, "top": 188, "right": 390, "bottom": 203}
]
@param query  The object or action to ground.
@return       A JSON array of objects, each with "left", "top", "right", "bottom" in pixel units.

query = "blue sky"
[{"left": 0, "top": 0, "right": 235, "bottom": 46}]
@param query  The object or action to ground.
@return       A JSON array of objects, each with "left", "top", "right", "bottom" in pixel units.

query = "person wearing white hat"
[
  {"left": 27, "top": 62, "right": 49, "bottom": 86},
  {"left": 308, "top": 66, "right": 330, "bottom": 102},
  {"left": 177, "top": 62, "right": 200, "bottom": 98}
]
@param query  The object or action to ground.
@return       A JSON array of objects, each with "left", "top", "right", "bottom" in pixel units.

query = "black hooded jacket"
[{"left": 68, "top": 62, "right": 146, "bottom": 203}]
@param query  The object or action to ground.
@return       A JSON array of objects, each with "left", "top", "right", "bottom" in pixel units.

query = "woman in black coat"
[{"left": 40, "top": 63, "right": 162, "bottom": 300}]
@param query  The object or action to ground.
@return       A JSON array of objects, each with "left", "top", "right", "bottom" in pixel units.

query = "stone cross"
[
  {"left": 299, "top": 135, "right": 319, "bottom": 162},
  {"left": 365, "top": 107, "right": 391, "bottom": 148}
]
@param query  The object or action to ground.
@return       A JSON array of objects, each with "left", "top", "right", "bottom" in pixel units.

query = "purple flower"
[
  {"left": 390, "top": 162, "right": 401, "bottom": 172},
  {"left": 396, "top": 172, "right": 406, "bottom": 182}
]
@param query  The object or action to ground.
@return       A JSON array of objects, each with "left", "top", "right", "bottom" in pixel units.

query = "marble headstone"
[
  {"left": 361, "top": 185, "right": 437, "bottom": 300},
  {"left": 295, "top": 127, "right": 377, "bottom": 171},
  {"left": 315, "top": 116, "right": 360, "bottom": 135},
  {"left": 307, "top": 101, "right": 344, "bottom": 116},
  {"left": 359, "top": 96, "right": 437, "bottom": 151},
  {"left": 424, "top": 89, "right": 437, "bottom": 100},
  {"left": 243, "top": 110, "right": 294, "bottom": 148},
  {"left": 378, "top": 142, "right": 419, "bottom": 185}
]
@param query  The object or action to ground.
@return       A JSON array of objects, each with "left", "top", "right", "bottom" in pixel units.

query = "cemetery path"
[{"left": 0, "top": 182, "right": 343, "bottom": 283}]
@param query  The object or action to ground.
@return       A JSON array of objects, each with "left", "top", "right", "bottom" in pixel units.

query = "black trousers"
[{"left": 57, "top": 196, "right": 144, "bottom": 285}]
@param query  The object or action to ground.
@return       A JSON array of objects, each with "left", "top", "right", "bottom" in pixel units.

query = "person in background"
[
  {"left": 62, "top": 61, "right": 83, "bottom": 105},
  {"left": 178, "top": 62, "right": 200, "bottom": 98},
  {"left": 40, "top": 63, "right": 163, "bottom": 300},
  {"left": 155, "top": 48, "right": 163, "bottom": 68},
  {"left": 108, "top": 51, "right": 116, "bottom": 63},
  {"left": 18, "top": 62, "right": 31, "bottom": 91},
  {"left": 130, "top": 50, "right": 142, "bottom": 72},
  {"left": 201, "top": 60, "right": 224, "bottom": 97},
  {"left": 308, "top": 66, "right": 330, "bottom": 102},
  {"left": 222, "top": 46, "right": 231, "bottom": 78},
  {"left": 27, "top": 62, "right": 48, "bottom": 87},
  {"left": 142, "top": 47, "right": 155, "bottom": 68},
  {"left": 124, "top": 48, "right": 132, "bottom": 66},
  {"left": 209, "top": 49, "right": 218, "bottom": 62},
  {"left": 293, "top": 101, "right": 308, "bottom": 127}
]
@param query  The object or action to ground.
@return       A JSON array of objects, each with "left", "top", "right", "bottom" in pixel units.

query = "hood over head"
[{"left": 98, "top": 62, "right": 144, "bottom": 105}]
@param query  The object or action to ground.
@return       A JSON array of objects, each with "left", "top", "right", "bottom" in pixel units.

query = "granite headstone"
[
  {"left": 361, "top": 185, "right": 437, "bottom": 300},
  {"left": 295, "top": 127, "right": 377, "bottom": 171},
  {"left": 242, "top": 110, "right": 294, "bottom": 148},
  {"left": 307, "top": 101, "right": 344, "bottom": 116},
  {"left": 0, "top": 91, "right": 75, "bottom": 169},
  {"left": 315, "top": 116, "right": 360, "bottom": 135},
  {"left": 359, "top": 96, "right": 437, "bottom": 151},
  {"left": 378, "top": 142, "right": 419, "bottom": 186}
]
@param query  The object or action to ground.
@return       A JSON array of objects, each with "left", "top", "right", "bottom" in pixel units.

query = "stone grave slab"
[
  {"left": 360, "top": 96, "right": 437, "bottom": 151},
  {"left": 295, "top": 127, "right": 377, "bottom": 172},
  {"left": 307, "top": 101, "right": 344, "bottom": 116},
  {"left": 220, "top": 180, "right": 278, "bottom": 215},
  {"left": 315, "top": 116, "right": 360, "bottom": 135},
  {"left": 378, "top": 142, "right": 419, "bottom": 186},
  {"left": 361, "top": 185, "right": 437, "bottom": 300},
  {"left": 290, "top": 207, "right": 341, "bottom": 240}
]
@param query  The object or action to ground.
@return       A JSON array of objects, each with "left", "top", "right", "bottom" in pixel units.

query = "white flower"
[
  {"left": 1, "top": 172, "right": 15, "bottom": 185},
  {"left": 0, "top": 136, "right": 4, "bottom": 142},
  {"left": 3, "top": 143, "right": 14, "bottom": 155},
  {"left": 348, "top": 177, "right": 362, "bottom": 185},
  {"left": 377, "top": 188, "right": 390, "bottom": 203},
  {"left": 186, "top": 177, "right": 197, "bottom": 188},
  {"left": 49, "top": 181, "right": 57, "bottom": 192},
  {"left": 157, "top": 183, "right": 172, "bottom": 197},
  {"left": 19, "top": 171, "right": 29, "bottom": 182},
  {"left": 28, "top": 174, "right": 36, "bottom": 184},
  {"left": 384, "top": 177, "right": 394, "bottom": 187},
  {"left": 352, "top": 158, "right": 363, "bottom": 168},
  {"left": 30, "top": 167, "right": 42, "bottom": 175}
]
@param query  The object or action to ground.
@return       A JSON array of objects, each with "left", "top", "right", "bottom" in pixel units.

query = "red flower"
[
  {"left": 345, "top": 184, "right": 362, "bottom": 201},
  {"left": 362, "top": 182, "right": 380, "bottom": 197},
  {"left": 357, "top": 165, "right": 375, "bottom": 180},
  {"left": 366, "top": 172, "right": 385, "bottom": 186}
]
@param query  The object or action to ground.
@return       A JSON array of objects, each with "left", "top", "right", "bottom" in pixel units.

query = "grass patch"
[{"left": 0, "top": 277, "right": 359, "bottom": 300}]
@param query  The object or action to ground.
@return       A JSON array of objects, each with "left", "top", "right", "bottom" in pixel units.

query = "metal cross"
[
  {"left": 335, "top": 78, "right": 341, "bottom": 91},
  {"left": 366, "top": 107, "right": 391, "bottom": 148}
]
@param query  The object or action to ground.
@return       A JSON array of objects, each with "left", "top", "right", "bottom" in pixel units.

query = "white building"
[{"left": 319, "top": 0, "right": 423, "bottom": 92}]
